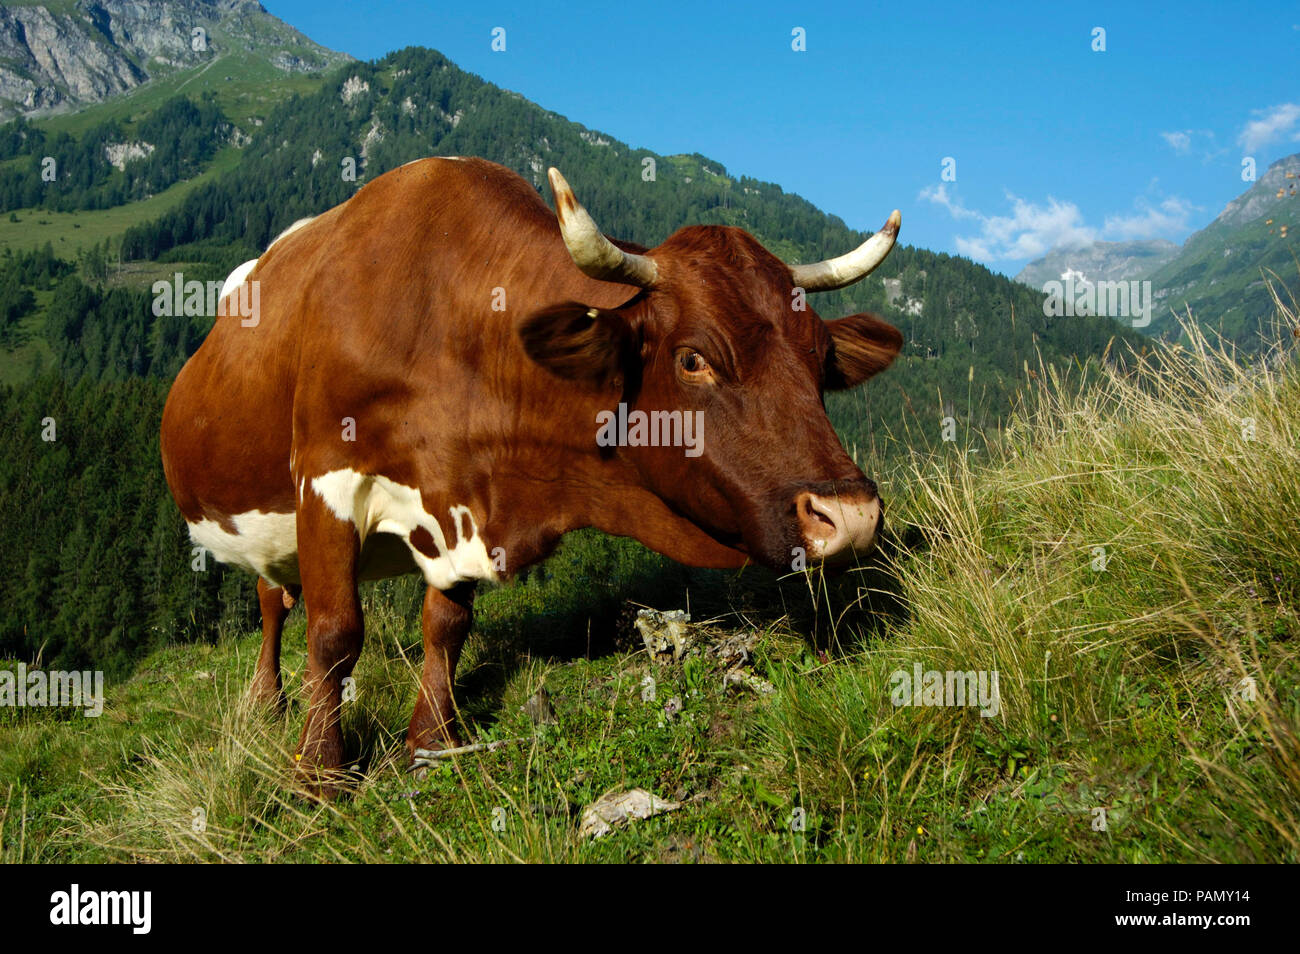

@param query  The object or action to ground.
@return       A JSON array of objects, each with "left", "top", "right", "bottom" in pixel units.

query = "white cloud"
[
  {"left": 1104, "top": 196, "right": 1195, "bottom": 241},
  {"left": 921, "top": 186, "right": 1195, "bottom": 264},
  {"left": 1237, "top": 102, "right": 1300, "bottom": 153},
  {"left": 1159, "top": 129, "right": 1221, "bottom": 160},
  {"left": 919, "top": 186, "right": 1096, "bottom": 261},
  {"left": 917, "top": 183, "right": 979, "bottom": 220}
]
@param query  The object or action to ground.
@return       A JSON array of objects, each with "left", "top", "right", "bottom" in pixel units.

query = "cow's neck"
[{"left": 481, "top": 443, "right": 746, "bottom": 573}]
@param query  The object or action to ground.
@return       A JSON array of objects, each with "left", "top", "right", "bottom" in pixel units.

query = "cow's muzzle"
[{"left": 795, "top": 484, "right": 882, "bottom": 565}]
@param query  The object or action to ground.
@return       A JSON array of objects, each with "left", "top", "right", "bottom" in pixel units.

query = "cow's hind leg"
[
  {"left": 249, "top": 578, "right": 300, "bottom": 708},
  {"left": 406, "top": 582, "right": 475, "bottom": 764},
  {"left": 294, "top": 500, "right": 363, "bottom": 796}
]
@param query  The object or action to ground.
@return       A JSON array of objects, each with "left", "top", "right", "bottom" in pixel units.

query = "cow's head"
[{"left": 520, "top": 168, "right": 903, "bottom": 572}]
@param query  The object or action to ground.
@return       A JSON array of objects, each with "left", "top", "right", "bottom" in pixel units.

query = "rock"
[
  {"left": 340, "top": 74, "right": 370, "bottom": 104},
  {"left": 104, "top": 141, "right": 155, "bottom": 171},
  {"left": 0, "top": 1, "right": 352, "bottom": 122},
  {"left": 521, "top": 687, "right": 558, "bottom": 726},
  {"left": 706, "top": 629, "right": 757, "bottom": 668},
  {"left": 578, "top": 788, "right": 681, "bottom": 838},
  {"left": 724, "top": 669, "right": 774, "bottom": 695},
  {"left": 635, "top": 608, "right": 693, "bottom": 661},
  {"left": 706, "top": 630, "right": 774, "bottom": 693}
]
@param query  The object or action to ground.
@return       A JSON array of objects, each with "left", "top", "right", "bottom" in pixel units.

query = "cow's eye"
[{"left": 676, "top": 348, "right": 712, "bottom": 380}]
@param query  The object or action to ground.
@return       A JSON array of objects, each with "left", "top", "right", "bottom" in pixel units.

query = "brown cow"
[{"left": 160, "top": 157, "right": 902, "bottom": 791}]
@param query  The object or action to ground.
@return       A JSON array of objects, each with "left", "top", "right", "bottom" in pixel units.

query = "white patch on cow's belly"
[
  {"left": 188, "top": 510, "right": 299, "bottom": 586},
  {"left": 311, "top": 469, "right": 497, "bottom": 589}
]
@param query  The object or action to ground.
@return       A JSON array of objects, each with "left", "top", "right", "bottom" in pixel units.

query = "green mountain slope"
[
  {"left": 1145, "top": 152, "right": 1300, "bottom": 346},
  {"left": 1017, "top": 152, "right": 1300, "bottom": 351},
  {"left": 0, "top": 3, "right": 354, "bottom": 266}
]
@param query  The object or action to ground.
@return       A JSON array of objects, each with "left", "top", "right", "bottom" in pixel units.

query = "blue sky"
[{"left": 264, "top": 0, "right": 1300, "bottom": 278}]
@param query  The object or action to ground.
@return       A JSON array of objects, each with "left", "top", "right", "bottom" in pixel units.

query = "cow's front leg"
[
  {"left": 407, "top": 582, "right": 475, "bottom": 763},
  {"left": 294, "top": 498, "right": 363, "bottom": 795},
  {"left": 249, "top": 578, "right": 300, "bottom": 709}
]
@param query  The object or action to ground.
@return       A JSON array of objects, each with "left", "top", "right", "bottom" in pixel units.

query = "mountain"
[
  {"left": 1017, "top": 152, "right": 1300, "bottom": 349},
  {"left": 0, "top": 36, "right": 1149, "bottom": 436},
  {"left": 0, "top": 0, "right": 350, "bottom": 121},
  {"left": 114, "top": 47, "right": 1145, "bottom": 444},
  {"left": 1145, "top": 152, "right": 1300, "bottom": 344},
  {"left": 1015, "top": 239, "right": 1178, "bottom": 290},
  {"left": 0, "top": 26, "right": 1146, "bottom": 445}
]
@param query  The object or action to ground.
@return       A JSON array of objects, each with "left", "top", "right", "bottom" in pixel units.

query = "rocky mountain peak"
[{"left": 0, "top": 0, "right": 350, "bottom": 121}]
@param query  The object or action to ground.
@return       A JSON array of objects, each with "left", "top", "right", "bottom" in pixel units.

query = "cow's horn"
[
  {"left": 548, "top": 167, "right": 659, "bottom": 288},
  {"left": 789, "top": 210, "right": 901, "bottom": 292}
]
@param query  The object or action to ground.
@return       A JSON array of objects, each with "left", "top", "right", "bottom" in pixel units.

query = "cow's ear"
[
  {"left": 519, "top": 302, "right": 633, "bottom": 387},
  {"left": 824, "top": 313, "right": 903, "bottom": 390}
]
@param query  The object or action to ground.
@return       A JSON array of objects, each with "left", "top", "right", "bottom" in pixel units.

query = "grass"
[
  {"left": 2, "top": 295, "right": 1298, "bottom": 862},
  {"left": 32, "top": 49, "right": 344, "bottom": 138},
  {"left": 0, "top": 287, "right": 56, "bottom": 386},
  {"left": 0, "top": 146, "right": 243, "bottom": 256},
  {"left": 0, "top": 259, "right": 221, "bottom": 386},
  {"left": 748, "top": 310, "right": 1300, "bottom": 862}
]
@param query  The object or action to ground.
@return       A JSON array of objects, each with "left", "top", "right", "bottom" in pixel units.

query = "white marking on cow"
[
  {"left": 188, "top": 510, "right": 299, "bottom": 586},
  {"left": 217, "top": 217, "right": 318, "bottom": 306},
  {"left": 219, "top": 259, "right": 257, "bottom": 302},
  {"left": 311, "top": 469, "right": 497, "bottom": 589},
  {"left": 270, "top": 216, "right": 315, "bottom": 247},
  {"left": 402, "top": 157, "right": 463, "bottom": 170}
]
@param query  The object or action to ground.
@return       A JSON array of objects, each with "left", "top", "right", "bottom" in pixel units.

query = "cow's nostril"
[
  {"left": 801, "top": 495, "right": 836, "bottom": 529},
  {"left": 796, "top": 491, "right": 842, "bottom": 550}
]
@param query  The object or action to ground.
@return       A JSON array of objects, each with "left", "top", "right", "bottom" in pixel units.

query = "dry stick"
[{"left": 409, "top": 737, "right": 529, "bottom": 768}]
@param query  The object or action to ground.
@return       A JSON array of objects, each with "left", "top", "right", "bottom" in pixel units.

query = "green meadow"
[{"left": 3, "top": 308, "right": 1295, "bottom": 863}]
